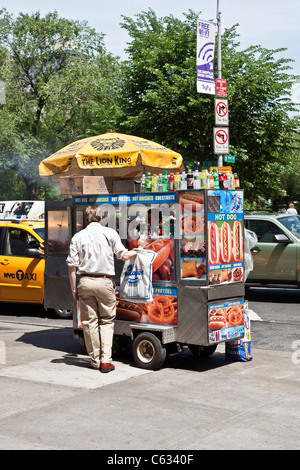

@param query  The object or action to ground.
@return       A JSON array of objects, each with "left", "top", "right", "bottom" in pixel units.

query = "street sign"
[
  {"left": 215, "top": 98, "right": 229, "bottom": 126},
  {"left": 216, "top": 78, "right": 227, "bottom": 97},
  {"left": 202, "top": 160, "right": 218, "bottom": 169},
  {"left": 224, "top": 155, "right": 235, "bottom": 163},
  {"left": 213, "top": 127, "right": 229, "bottom": 154}
]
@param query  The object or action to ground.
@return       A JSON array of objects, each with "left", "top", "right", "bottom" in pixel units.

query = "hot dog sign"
[{"left": 207, "top": 190, "right": 244, "bottom": 285}]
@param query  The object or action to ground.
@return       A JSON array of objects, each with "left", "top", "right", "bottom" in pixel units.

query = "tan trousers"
[{"left": 78, "top": 276, "right": 116, "bottom": 368}]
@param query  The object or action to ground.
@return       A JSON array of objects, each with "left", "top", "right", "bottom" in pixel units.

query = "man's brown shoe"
[{"left": 100, "top": 363, "right": 115, "bottom": 373}]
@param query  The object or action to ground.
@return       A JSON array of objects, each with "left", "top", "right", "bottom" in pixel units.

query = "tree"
[
  {"left": 118, "top": 9, "right": 299, "bottom": 206},
  {"left": 0, "top": 9, "right": 121, "bottom": 199}
]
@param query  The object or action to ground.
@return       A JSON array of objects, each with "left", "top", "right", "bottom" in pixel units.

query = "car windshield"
[{"left": 277, "top": 215, "right": 300, "bottom": 239}]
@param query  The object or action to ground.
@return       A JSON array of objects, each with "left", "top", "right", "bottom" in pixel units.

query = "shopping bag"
[
  {"left": 225, "top": 305, "right": 253, "bottom": 362},
  {"left": 119, "top": 249, "right": 156, "bottom": 303}
]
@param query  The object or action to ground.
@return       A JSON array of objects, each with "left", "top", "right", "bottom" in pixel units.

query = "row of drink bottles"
[{"left": 140, "top": 169, "right": 240, "bottom": 193}]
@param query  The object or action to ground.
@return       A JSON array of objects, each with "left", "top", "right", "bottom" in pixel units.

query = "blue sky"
[{"left": 1, "top": 0, "right": 299, "bottom": 103}]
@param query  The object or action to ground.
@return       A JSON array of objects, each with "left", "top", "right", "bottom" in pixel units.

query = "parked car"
[
  {"left": 244, "top": 211, "right": 300, "bottom": 288},
  {"left": 0, "top": 219, "right": 72, "bottom": 318}
]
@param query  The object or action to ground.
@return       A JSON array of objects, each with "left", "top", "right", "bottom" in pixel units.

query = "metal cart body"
[{"left": 44, "top": 189, "right": 245, "bottom": 369}]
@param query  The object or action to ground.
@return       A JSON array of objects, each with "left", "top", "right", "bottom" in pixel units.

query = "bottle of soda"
[
  {"left": 234, "top": 173, "right": 240, "bottom": 189},
  {"left": 200, "top": 170, "right": 208, "bottom": 189},
  {"left": 193, "top": 170, "right": 201, "bottom": 189},
  {"left": 209, "top": 172, "right": 214, "bottom": 189},
  {"left": 187, "top": 171, "right": 194, "bottom": 190},
  {"left": 213, "top": 168, "right": 219, "bottom": 189},
  {"left": 157, "top": 173, "right": 163, "bottom": 192},
  {"left": 180, "top": 171, "right": 187, "bottom": 190},
  {"left": 140, "top": 174, "right": 146, "bottom": 193},
  {"left": 162, "top": 171, "right": 169, "bottom": 192},
  {"left": 145, "top": 172, "right": 152, "bottom": 192},
  {"left": 151, "top": 174, "right": 158, "bottom": 192},
  {"left": 218, "top": 170, "right": 224, "bottom": 189},
  {"left": 169, "top": 173, "right": 175, "bottom": 191},
  {"left": 174, "top": 172, "right": 181, "bottom": 190}
]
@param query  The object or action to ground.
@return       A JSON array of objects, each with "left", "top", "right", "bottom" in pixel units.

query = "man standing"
[{"left": 67, "top": 206, "right": 146, "bottom": 373}]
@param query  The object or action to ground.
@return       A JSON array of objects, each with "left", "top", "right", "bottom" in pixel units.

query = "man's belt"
[{"left": 80, "top": 273, "right": 112, "bottom": 278}]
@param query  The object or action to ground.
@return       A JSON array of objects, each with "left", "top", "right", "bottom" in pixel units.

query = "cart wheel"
[
  {"left": 188, "top": 344, "right": 217, "bottom": 357},
  {"left": 132, "top": 332, "right": 166, "bottom": 370}
]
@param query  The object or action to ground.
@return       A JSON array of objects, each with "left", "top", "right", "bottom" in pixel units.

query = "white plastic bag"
[
  {"left": 244, "top": 228, "right": 258, "bottom": 280},
  {"left": 120, "top": 249, "right": 156, "bottom": 303}
]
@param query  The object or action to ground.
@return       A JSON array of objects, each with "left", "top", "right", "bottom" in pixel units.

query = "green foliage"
[
  {"left": 118, "top": 9, "right": 300, "bottom": 206},
  {"left": 0, "top": 8, "right": 121, "bottom": 199}
]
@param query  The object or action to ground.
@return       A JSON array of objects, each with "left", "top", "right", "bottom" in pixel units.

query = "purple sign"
[{"left": 197, "top": 19, "right": 216, "bottom": 95}]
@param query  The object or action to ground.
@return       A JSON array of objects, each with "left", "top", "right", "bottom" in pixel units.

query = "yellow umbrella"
[{"left": 39, "top": 132, "right": 183, "bottom": 179}]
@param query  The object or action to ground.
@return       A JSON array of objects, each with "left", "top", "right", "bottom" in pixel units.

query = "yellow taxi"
[{"left": 0, "top": 218, "right": 71, "bottom": 318}]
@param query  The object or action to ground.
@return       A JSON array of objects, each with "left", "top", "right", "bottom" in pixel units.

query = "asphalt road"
[{"left": 0, "top": 286, "right": 299, "bottom": 353}]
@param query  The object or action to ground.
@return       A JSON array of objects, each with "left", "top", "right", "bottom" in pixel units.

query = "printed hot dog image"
[
  {"left": 179, "top": 191, "right": 204, "bottom": 213},
  {"left": 115, "top": 293, "right": 143, "bottom": 322},
  {"left": 116, "top": 289, "right": 178, "bottom": 326},
  {"left": 233, "top": 220, "right": 243, "bottom": 261},
  {"left": 208, "top": 303, "right": 244, "bottom": 332},
  {"left": 208, "top": 221, "right": 220, "bottom": 264},
  {"left": 220, "top": 221, "right": 232, "bottom": 263}
]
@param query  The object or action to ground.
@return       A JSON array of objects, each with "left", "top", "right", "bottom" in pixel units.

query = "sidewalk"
[{"left": 0, "top": 321, "right": 299, "bottom": 450}]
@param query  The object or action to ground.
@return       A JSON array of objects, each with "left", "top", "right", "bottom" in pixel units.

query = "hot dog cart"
[{"left": 44, "top": 188, "right": 245, "bottom": 369}]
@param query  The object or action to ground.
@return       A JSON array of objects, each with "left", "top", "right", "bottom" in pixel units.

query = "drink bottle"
[
  {"left": 151, "top": 174, "right": 158, "bottom": 192},
  {"left": 140, "top": 174, "right": 146, "bottom": 192},
  {"left": 218, "top": 171, "right": 224, "bottom": 189},
  {"left": 213, "top": 168, "right": 219, "bottom": 189},
  {"left": 223, "top": 172, "right": 228, "bottom": 190},
  {"left": 180, "top": 171, "right": 187, "bottom": 190},
  {"left": 168, "top": 173, "right": 175, "bottom": 191},
  {"left": 174, "top": 172, "right": 181, "bottom": 190},
  {"left": 234, "top": 173, "right": 240, "bottom": 189},
  {"left": 209, "top": 172, "right": 214, "bottom": 189},
  {"left": 200, "top": 170, "right": 208, "bottom": 189},
  {"left": 193, "top": 170, "right": 201, "bottom": 189},
  {"left": 157, "top": 173, "right": 163, "bottom": 192},
  {"left": 162, "top": 171, "right": 169, "bottom": 192},
  {"left": 145, "top": 172, "right": 152, "bottom": 192},
  {"left": 187, "top": 172, "right": 194, "bottom": 190}
]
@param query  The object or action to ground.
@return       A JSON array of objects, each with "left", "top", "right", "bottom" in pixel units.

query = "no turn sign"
[
  {"left": 213, "top": 127, "right": 229, "bottom": 154},
  {"left": 215, "top": 98, "right": 229, "bottom": 125}
]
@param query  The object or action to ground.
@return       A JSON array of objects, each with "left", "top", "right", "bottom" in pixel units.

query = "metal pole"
[
  {"left": 216, "top": 0, "right": 223, "bottom": 167},
  {"left": 217, "top": 0, "right": 222, "bottom": 79}
]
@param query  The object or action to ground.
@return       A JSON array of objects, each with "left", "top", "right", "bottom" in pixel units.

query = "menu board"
[
  {"left": 207, "top": 190, "right": 244, "bottom": 285},
  {"left": 179, "top": 191, "right": 206, "bottom": 280}
]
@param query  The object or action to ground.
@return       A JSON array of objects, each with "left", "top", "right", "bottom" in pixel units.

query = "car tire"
[{"left": 52, "top": 308, "right": 73, "bottom": 319}]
